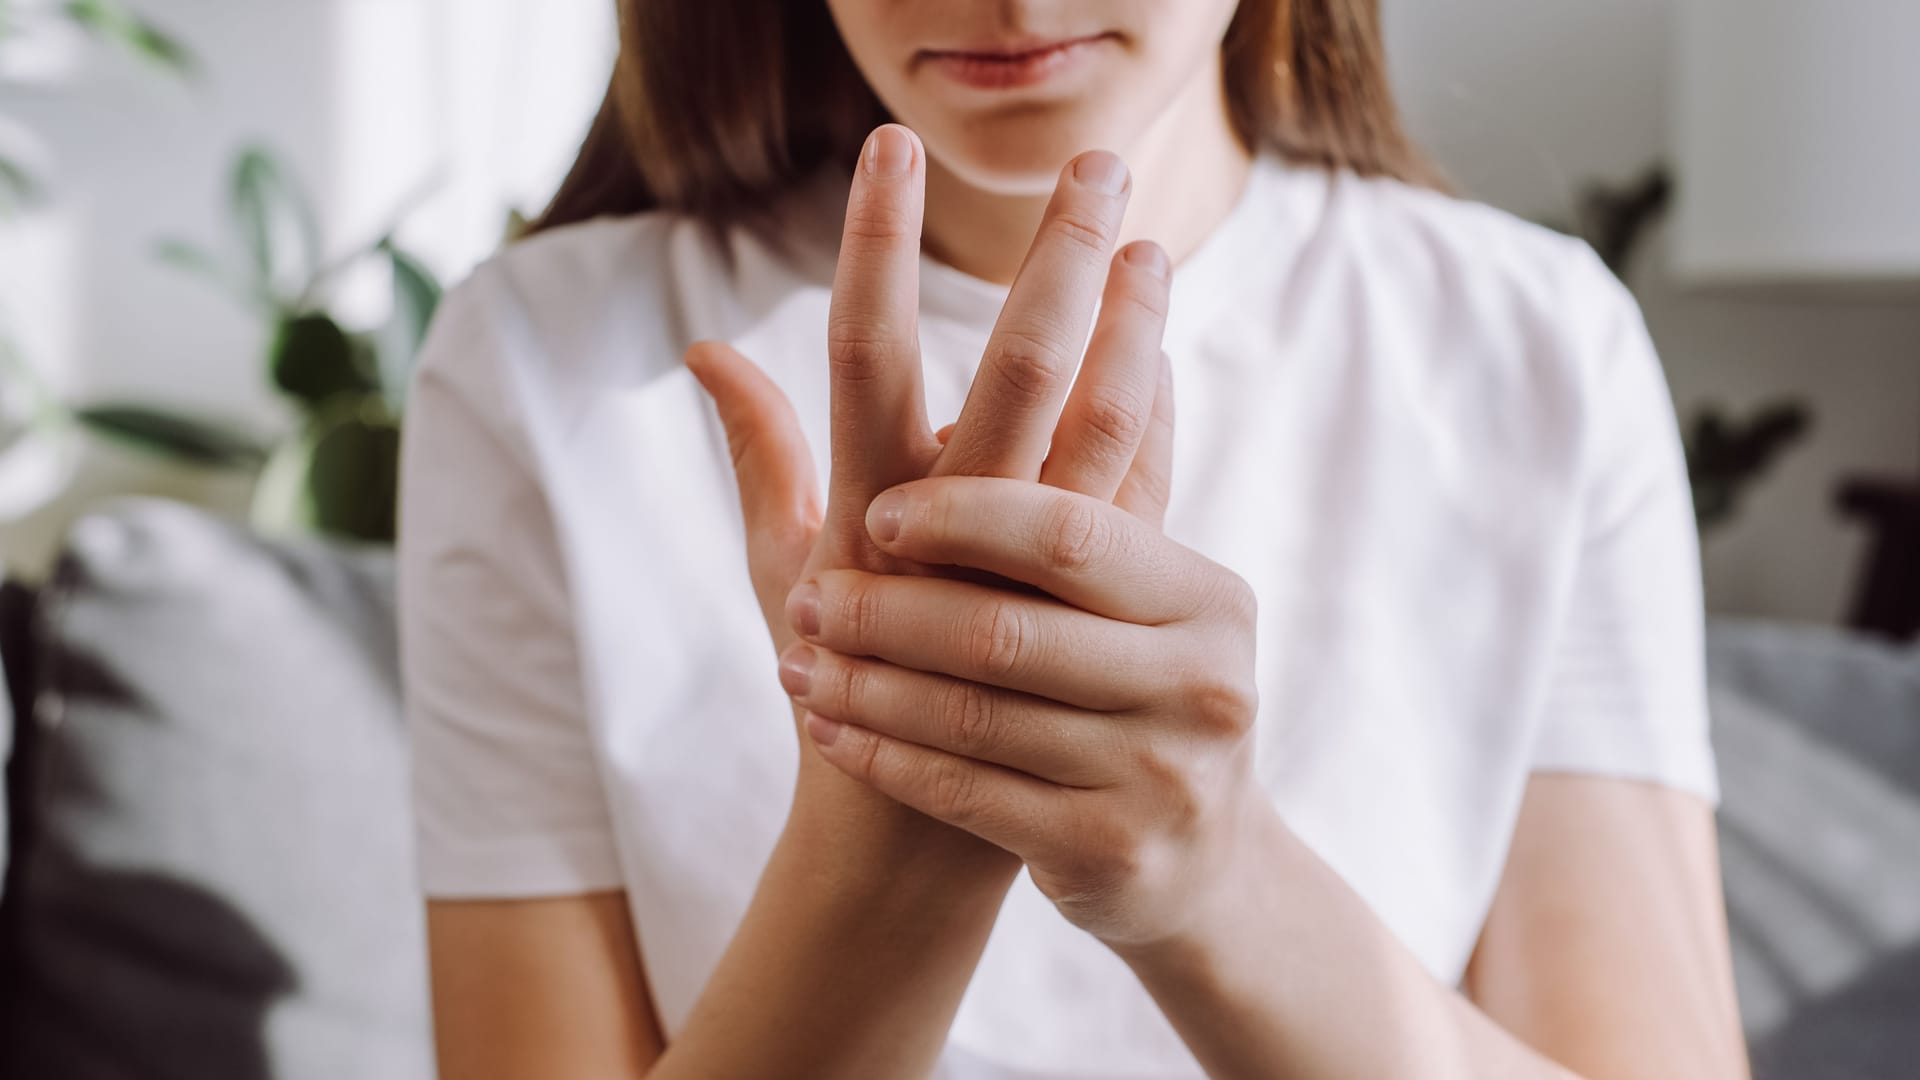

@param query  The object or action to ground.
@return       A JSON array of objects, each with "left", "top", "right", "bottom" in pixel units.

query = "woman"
[{"left": 400, "top": 1, "right": 1751, "bottom": 1076}]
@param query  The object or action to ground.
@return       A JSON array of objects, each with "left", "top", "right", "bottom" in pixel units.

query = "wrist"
[
  {"left": 1108, "top": 793, "right": 1297, "bottom": 977},
  {"left": 789, "top": 760, "right": 1023, "bottom": 891}
]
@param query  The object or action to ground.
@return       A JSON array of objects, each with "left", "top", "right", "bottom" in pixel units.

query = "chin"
[{"left": 917, "top": 105, "right": 1137, "bottom": 196}]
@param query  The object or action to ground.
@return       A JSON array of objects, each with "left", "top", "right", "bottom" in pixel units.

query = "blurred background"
[{"left": 0, "top": 1, "right": 1915, "bottom": 1078}]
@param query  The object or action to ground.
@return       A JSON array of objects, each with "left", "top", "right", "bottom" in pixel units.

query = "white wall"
[
  {"left": 0, "top": 0, "right": 614, "bottom": 574},
  {"left": 1384, "top": 0, "right": 1920, "bottom": 624}
]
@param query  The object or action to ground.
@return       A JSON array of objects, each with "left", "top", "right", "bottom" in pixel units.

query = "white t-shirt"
[{"left": 399, "top": 154, "right": 1718, "bottom": 1079}]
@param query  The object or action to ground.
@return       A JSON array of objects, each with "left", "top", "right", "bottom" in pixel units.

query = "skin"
[{"left": 429, "top": 3, "right": 1752, "bottom": 1077}]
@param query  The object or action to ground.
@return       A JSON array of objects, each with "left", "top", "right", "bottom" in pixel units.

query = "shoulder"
[
  {"left": 1312, "top": 170, "right": 1643, "bottom": 383},
  {"left": 441, "top": 211, "right": 720, "bottom": 393}
]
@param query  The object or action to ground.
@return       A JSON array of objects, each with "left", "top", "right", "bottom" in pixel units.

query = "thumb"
[{"left": 685, "top": 341, "right": 822, "bottom": 582}]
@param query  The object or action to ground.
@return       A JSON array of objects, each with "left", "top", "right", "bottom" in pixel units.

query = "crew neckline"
[{"left": 776, "top": 152, "right": 1305, "bottom": 351}]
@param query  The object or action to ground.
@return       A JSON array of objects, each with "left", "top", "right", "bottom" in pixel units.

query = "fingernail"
[
  {"left": 787, "top": 582, "right": 822, "bottom": 639},
  {"left": 1073, "top": 151, "right": 1129, "bottom": 195},
  {"left": 805, "top": 711, "right": 843, "bottom": 747},
  {"left": 1123, "top": 241, "right": 1169, "bottom": 280},
  {"left": 778, "top": 644, "right": 815, "bottom": 697},
  {"left": 867, "top": 490, "right": 907, "bottom": 544},
  {"left": 865, "top": 126, "right": 913, "bottom": 179}
]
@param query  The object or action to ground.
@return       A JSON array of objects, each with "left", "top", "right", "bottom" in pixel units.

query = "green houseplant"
[
  {"left": 6, "top": 146, "right": 441, "bottom": 545},
  {"left": 141, "top": 146, "right": 443, "bottom": 543},
  {"left": 3, "top": 5, "right": 437, "bottom": 544}
]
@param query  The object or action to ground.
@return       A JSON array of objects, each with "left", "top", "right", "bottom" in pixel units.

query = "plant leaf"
[
  {"left": 61, "top": 0, "right": 196, "bottom": 76},
  {"left": 270, "top": 312, "right": 380, "bottom": 407},
  {"left": 375, "top": 241, "right": 441, "bottom": 404},
  {"left": 301, "top": 400, "right": 402, "bottom": 543},
  {"left": 231, "top": 146, "right": 322, "bottom": 304},
  {"left": 151, "top": 237, "right": 278, "bottom": 314},
  {"left": 0, "top": 155, "right": 42, "bottom": 215},
  {"left": 74, "top": 404, "right": 268, "bottom": 468}
]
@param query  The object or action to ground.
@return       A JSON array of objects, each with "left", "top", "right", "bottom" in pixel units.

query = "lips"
[{"left": 917, "top": 33, "right": 1117, "bottom": 91}]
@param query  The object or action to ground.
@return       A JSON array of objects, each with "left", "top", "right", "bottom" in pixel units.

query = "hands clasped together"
[{"left": 688, "top": 124, "right": 1267, "bottom": 949}]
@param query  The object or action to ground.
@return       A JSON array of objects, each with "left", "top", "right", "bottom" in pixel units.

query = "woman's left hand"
[{"left": 778, "top": 474, "right": 1271, "bottom": 948}]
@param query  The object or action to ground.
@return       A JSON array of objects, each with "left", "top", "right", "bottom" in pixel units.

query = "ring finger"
[{"left": 1040, "top": 240, "right": 1170, "bottom": 500}]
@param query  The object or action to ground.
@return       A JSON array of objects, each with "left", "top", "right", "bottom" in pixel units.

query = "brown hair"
[{"left": 536, "top": 0, "right": 1439, "bottom": 234}]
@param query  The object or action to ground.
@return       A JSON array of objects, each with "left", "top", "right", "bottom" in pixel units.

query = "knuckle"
[
  {"left": 986, "top": 330, "right": 1069, "bottom": 408},
  {"left": 946, "top": 680, "right": 999, "bottom": 755},
  {"left": 1044, "top": 498, "right": 1110, "bottom": 573},
  {"left": 1121, "top": 273, "right": 1171, "bottom": 322},
  {"left": 1046, "top": 207, "right": 1114, "bottom": 255},
  {"left": 924, "top": 481, "right": 962, "bottom": 544},
  {"left": 848, "top": 724, "right": 885, "bottom": 785},
  {"left": 1075, "top": 386, "right": 1150, "bottom": 459},
  {"left": 965, "top": 601, "right": 1029, "bottom": 680},
  {"left": 1184, "top": 674, "right": 1259, "bottom": 737},
  {"left": 838, "top": 579, "right": 887, "bottom": 648},
  {"left": 927, "top": 758, "right": 982, "bottom": 821},
  {"left": 825, "top": 317, "right": 910, "bottom": 381},
  {"left": 835, "top": 658, "right": 872, "bottom": 718},
  {"left": 842, "top": 199, "right": 913, "bottom": 245}
]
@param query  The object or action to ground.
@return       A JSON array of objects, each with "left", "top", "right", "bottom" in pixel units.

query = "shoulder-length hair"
[{"left": 535, "top": 0, "right": 1439, "bottom": 234}]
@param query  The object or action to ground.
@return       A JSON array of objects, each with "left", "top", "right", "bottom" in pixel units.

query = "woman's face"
[{"left": 825, "top": 0, "right": 1243, "bottom": 194}]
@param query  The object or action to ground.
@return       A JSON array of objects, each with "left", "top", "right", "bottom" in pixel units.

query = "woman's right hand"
[{"left": 686, "top": 123, "right": 1176, "bottom": 848}]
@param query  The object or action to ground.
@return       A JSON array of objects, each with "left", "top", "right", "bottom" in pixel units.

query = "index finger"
[
  {"left": 826, "top": 124, "right": 938, "bottom": 505},
  {"left": 864, "top": 475, "right": 1214, "bottom": 625}
]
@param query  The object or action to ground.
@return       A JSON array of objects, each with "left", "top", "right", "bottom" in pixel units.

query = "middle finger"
[
  {"left": 788, "top": 567, "right": 1166, "bottom": 710},
  {"left": 935, "top": 150, "right": 1133, "bottom": 480}
]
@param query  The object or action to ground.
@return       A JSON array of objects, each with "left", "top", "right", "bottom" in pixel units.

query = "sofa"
[{"left": 1, "top": 498, "right": 1916, "bottom": 1078}]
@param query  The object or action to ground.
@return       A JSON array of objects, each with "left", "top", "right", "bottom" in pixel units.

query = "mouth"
[{"left": 916, "top": 33, "right": 1120, "bottom": 91}]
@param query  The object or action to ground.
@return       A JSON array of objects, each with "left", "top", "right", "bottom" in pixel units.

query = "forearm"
[
  {"left": 1114, "top": 804, "right": 1577, "bottom": 1080},
  {"left": 650, "top": 764, "right": 1020, "bottom": 1078}
]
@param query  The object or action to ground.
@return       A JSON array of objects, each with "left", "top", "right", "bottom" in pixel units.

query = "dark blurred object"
[
  {"left": 1837, "top": 478, "right": 1920, "bottom": 641},
  {"left": 0, "top": 501, "right": 428, "bottom": 1078},
  {"left": 1687, "top": 403, "right": 1815, "bottom": 534},
  {"left": 1, "top": 500, "right": 1917, "bottom": 1075},
  {"left": 1576, "top": 167, "right": 1673, "bottom": 277},
  {"left": 1553, "top": 164, "right": 1814, "bottom": 535}
]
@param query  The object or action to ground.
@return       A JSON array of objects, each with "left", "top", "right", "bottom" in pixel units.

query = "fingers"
[
  {"left": 936, "top": 151, "right": 1133, "bottom": 479},
  {"left": 1040, "top": 241, "right": 1170, "bottom": 501},
  {"left": 788, "top": 569, "right": 1165, "bottom": 710},
  {"left": 826, "top": 124, "right": 938, "bottom": 509},
  {"left": 1114, "top": 349, "right": 1176, "bottom": 527},
  {"left": 801, "top": 708, "right": 1059, "bottom": 860},
  {"left": 779, "top": 643, "right": 1125, "bottom": 788},
  {"left": 863, "top": 476, "right": 1208, "bottom": 624},
  {"left": 685, "top": 341, "right": 821, "bottom": 599}
]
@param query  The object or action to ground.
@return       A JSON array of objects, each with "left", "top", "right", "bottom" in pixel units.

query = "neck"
[{"left": 920, "top": 60, "right": 1253, "bottom": 286}]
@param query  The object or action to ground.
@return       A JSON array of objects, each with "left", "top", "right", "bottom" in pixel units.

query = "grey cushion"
[
  {"left": 1709, "top": 618, "right": 1920, "bottom": 1079},
  {"left": 0, "top": 498, "right": 429, "bottom": 1080}
]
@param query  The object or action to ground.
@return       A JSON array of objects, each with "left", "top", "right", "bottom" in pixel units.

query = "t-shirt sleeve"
[
  {"left": 398, "top": 266, "right": 626, "bottom": 898},
  {"left": 1529, "top": 255, "right": 1720, "bottom": 804}
]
